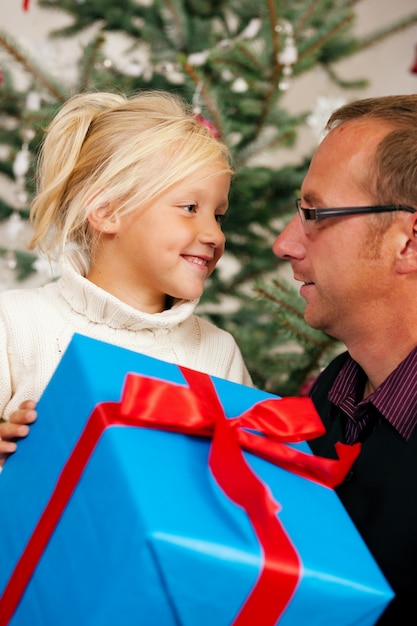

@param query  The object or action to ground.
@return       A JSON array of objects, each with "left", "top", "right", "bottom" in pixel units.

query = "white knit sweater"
[{"left": 0, "top": 251, "right": 252, "bottom": 419}]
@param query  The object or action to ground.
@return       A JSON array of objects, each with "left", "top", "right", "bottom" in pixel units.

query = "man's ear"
[
  {"left": 396, "top": 214, "right": 417, "bottom": 274},
  {"left": 88, "top": 203, "right": 120, "bottom": 234}
]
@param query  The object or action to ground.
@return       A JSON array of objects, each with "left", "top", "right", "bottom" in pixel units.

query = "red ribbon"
[
  {"left": 0, "top": 367, "right": 360, "bottom": 625},
  {"left": 22, "top": 0, "right": 29, "bottom": 10}
]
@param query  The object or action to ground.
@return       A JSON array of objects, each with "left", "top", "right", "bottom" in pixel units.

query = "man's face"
[{"left": 273, "top": 119, "right": 399, "bottom": 346}]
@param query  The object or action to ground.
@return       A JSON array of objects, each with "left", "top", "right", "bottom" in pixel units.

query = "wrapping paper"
[{"left": 0, "top": 334, "right": 393, "bottom": 625}]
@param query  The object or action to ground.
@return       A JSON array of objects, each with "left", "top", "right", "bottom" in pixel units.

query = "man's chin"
[
  {"left": 304, "top": 312, "right": 339, "bottom": 341},
  {"left": 304, "top": 309, "right": 326, "bottom": 332}
]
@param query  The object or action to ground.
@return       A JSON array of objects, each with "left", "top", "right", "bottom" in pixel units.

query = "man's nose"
[{"left": 273, "top": 215, "right": 304, "bottom": 260}]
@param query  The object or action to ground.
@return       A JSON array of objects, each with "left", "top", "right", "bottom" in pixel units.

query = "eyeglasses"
[{"left": 296, "top": 198, "right": 416, "bottom": 230}]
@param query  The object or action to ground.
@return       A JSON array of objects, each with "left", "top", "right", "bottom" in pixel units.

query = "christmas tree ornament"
[
  {"left": 194, "top": 114, "right": 220, "bottom": 139},
  {"left": 12, "top": 91, "right": 39, "bottom": 207},
  {"left": 276, "top": 19, "right": 298, "bottom": 91},
  {"left": 12, "top": 146, "right": 30, "bottom": 190},
  {"left": 239, "top": 18, "right": 262, "bottom": 40},
  {"left": 191, "top": 81, "right": 203, "bottom": 115},
  {"left": 25, "top": 91, "right": 40, "bottom": 111},
  {"left": 192, "top": 83, "right": 219, "bottom": 139},
  {"left": 5, "top": 212, "right": 25, "bottom": 242},
  {"left": 231, "top": 77, "right": 249, "bottom": 93},
  {"left": 188, "top": 51, "right": 210, "bottom": 67}
]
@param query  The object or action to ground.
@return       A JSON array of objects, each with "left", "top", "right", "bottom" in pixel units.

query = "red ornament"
[
  {"left": 194, "top": 114, "right": 220, "bottom": 139},
  {"left": 411, "top": 44, "right": 417, "bottom": 74}
]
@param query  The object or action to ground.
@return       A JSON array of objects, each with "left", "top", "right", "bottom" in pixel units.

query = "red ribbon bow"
[{"left": 0, "top": 367, "right": 359, "bottom": 626}]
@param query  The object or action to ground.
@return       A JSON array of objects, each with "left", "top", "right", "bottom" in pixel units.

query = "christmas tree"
[{"left": 1, "top": 0, "right": 416, "bottom": 394}]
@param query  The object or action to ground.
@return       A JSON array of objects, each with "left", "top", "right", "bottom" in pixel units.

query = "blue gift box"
[{"left": 0, "top": 334, "right": 393, "bottom": 625}]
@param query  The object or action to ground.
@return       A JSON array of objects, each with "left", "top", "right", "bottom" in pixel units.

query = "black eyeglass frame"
[{"left": 296, "top": 199, "right": 416, "bottom": 224}]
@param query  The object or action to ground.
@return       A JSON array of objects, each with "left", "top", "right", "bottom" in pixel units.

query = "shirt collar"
[{"left": 329, "top": 347, "right": 417, "bottom": 441}]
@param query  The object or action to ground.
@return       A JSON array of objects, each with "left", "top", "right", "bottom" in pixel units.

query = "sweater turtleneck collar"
[{"left": 57, "top": 248, "right": 199, "bottom": 332}]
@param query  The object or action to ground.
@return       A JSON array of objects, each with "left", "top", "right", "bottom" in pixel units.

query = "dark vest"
[{"left": 309, "top": 352, "right": 417, "bottom": 625}]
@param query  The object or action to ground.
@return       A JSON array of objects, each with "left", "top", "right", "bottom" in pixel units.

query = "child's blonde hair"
[{"left": 29, "top": 90, "right": 233, "bottom": 259}]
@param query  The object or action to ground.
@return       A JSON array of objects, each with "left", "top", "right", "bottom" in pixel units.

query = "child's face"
[{"left": 90, "top": 160, "right": 230, "bottom": 313}]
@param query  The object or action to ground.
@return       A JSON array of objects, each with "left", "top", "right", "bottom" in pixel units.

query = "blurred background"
[{"left": 1, "top": 0, "right": 416, "bottom": 394}]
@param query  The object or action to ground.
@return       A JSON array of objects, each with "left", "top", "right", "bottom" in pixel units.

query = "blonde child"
[{"left": 0, "top": 89, "right": 252, "bottom": 466}]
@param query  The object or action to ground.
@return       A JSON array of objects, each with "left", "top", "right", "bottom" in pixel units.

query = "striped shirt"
[{"left": 328, "top": 347, "right": 417, "bottom": 444}]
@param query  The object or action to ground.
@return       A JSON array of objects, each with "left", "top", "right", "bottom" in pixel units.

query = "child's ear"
[{"left": 88, "top": 203, "right": 120, "bottom": 234}]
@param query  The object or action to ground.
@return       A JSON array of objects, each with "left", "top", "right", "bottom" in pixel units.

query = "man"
[{"left": 273, "top": 94, "right": 417, "bottom": 625}]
